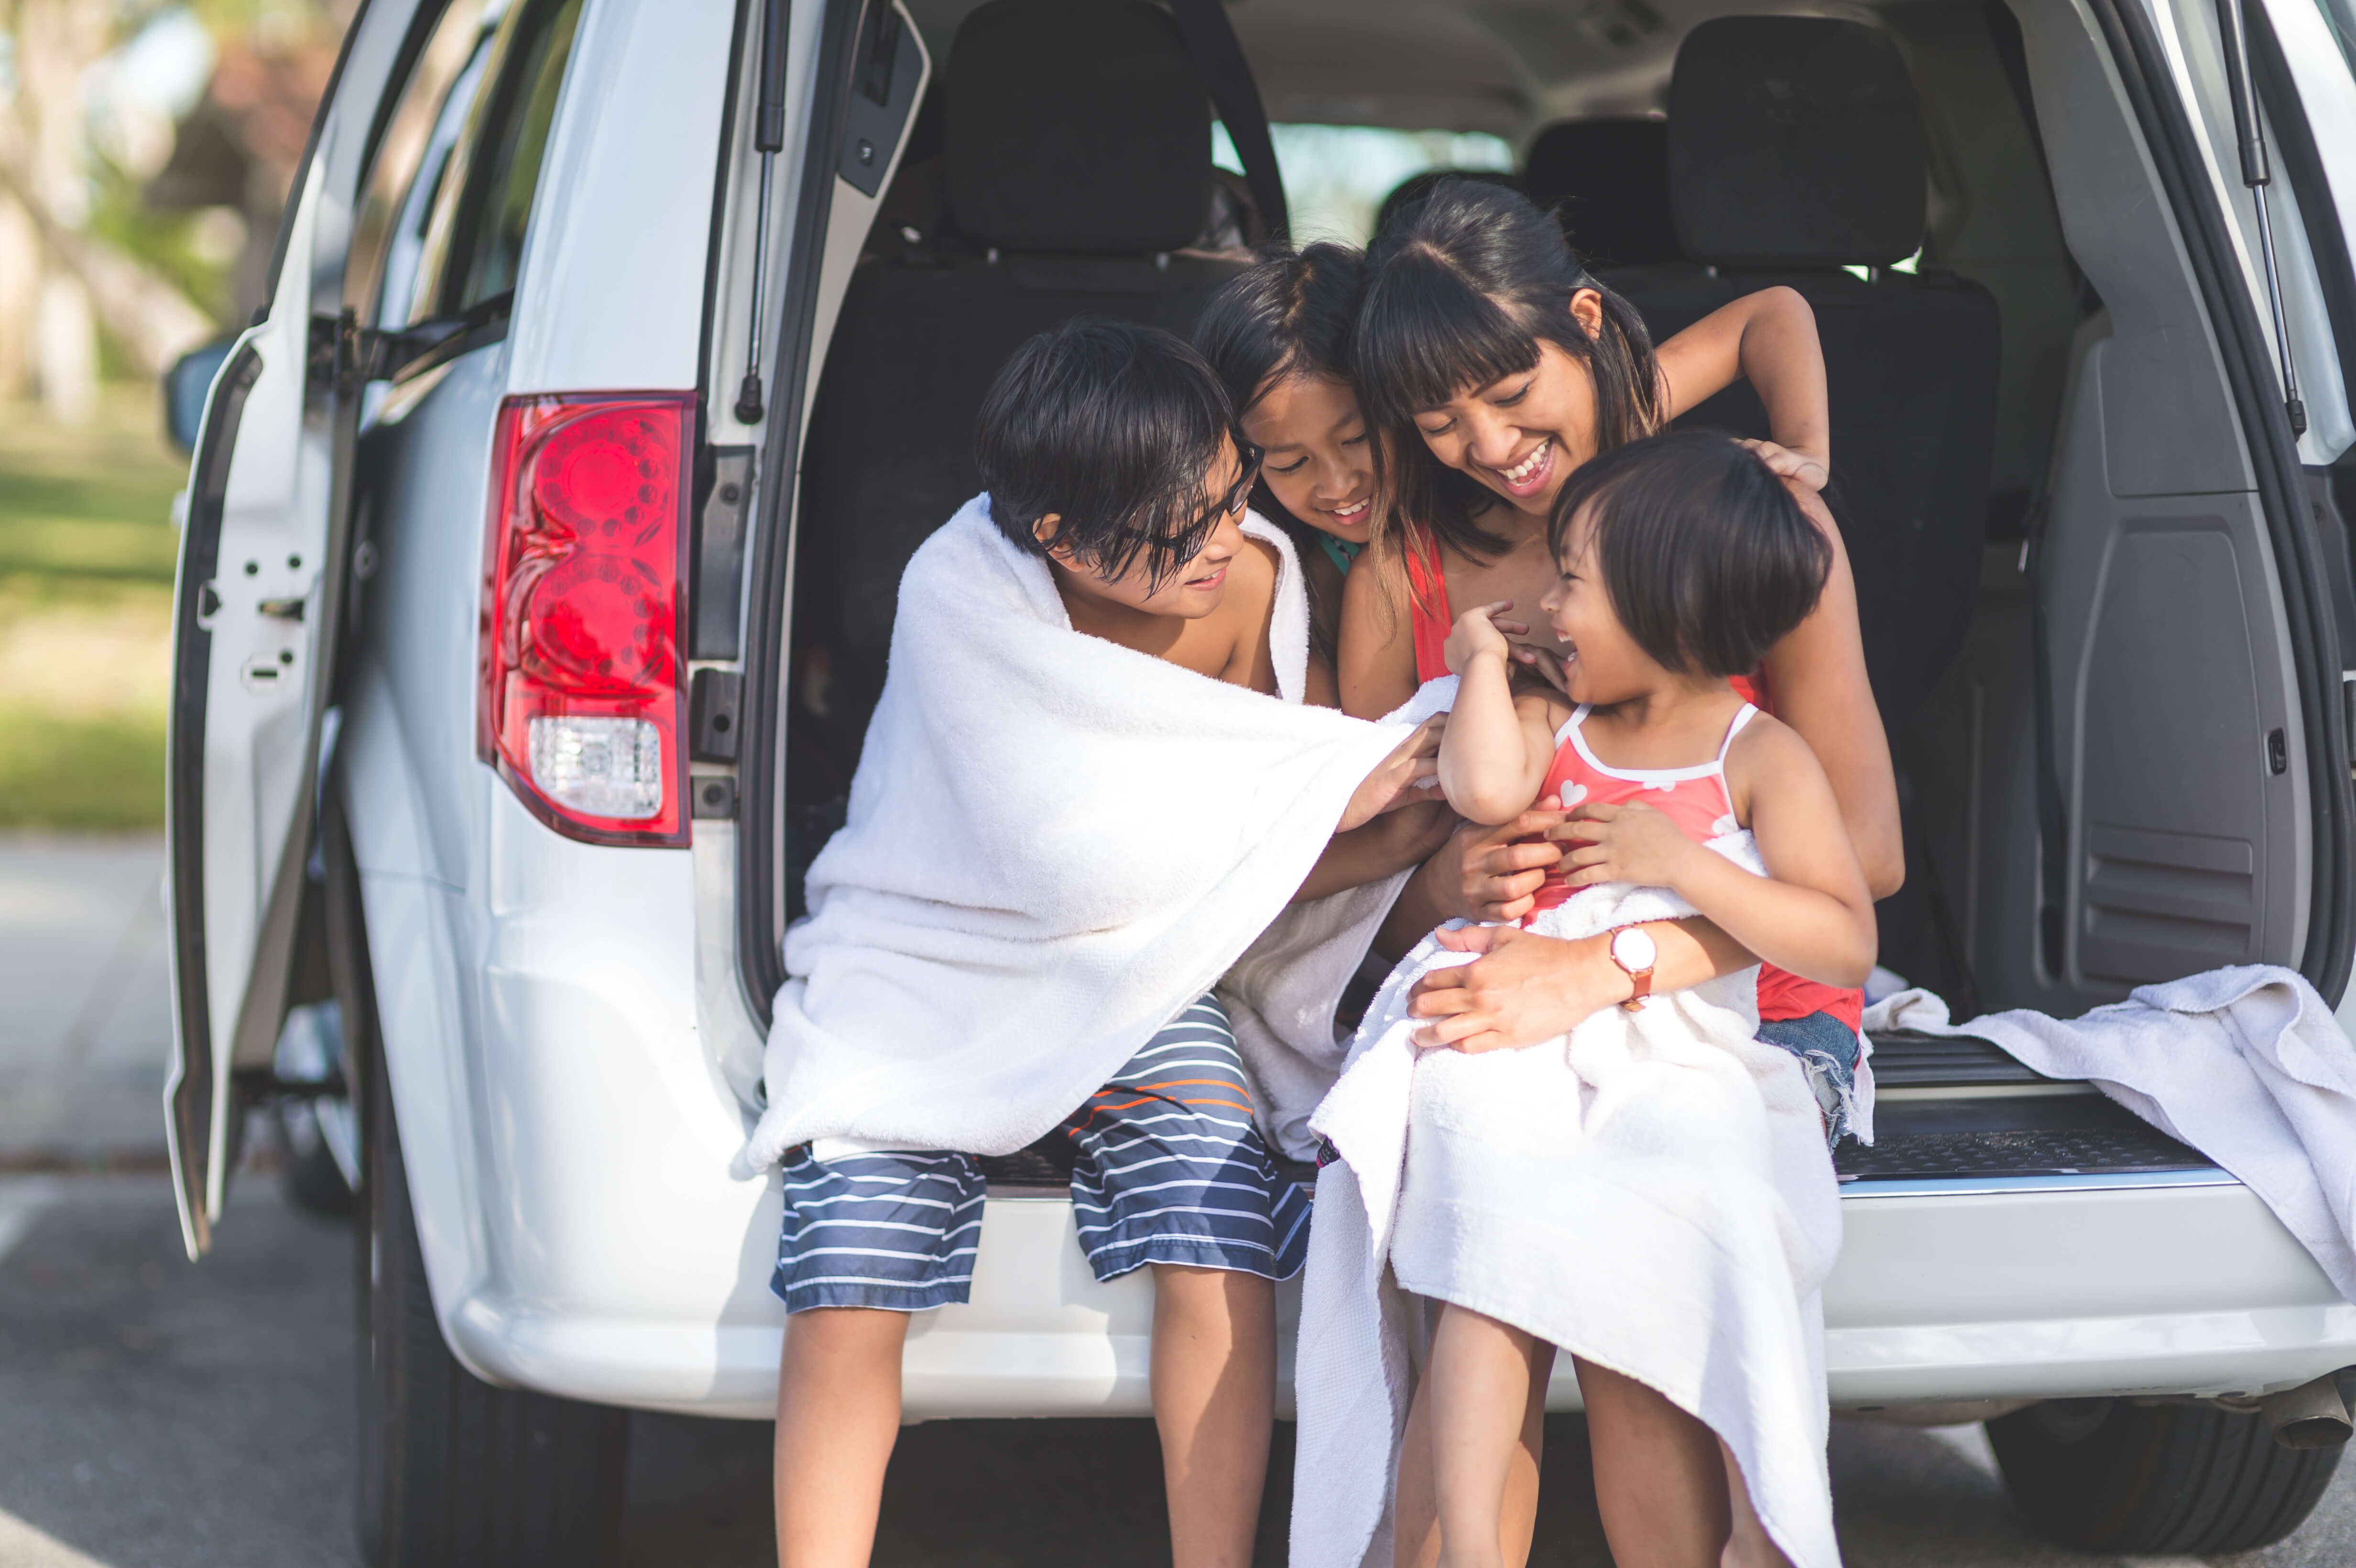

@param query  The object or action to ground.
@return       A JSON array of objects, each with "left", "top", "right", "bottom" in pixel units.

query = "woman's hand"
[
  {"left": 1295, "top": 799, "right": 1460, "bottom": 904},
  {"left": 1738, "top": 437, "right": 1829, "bottom": 493},
  {"left": 1560, "top": 801, "right": 1703, "bottom": 891},
  {"left": 1442, "top": 600, "right": 1526, "bottom": 676},
  {"left": 1509, "top": 642, "right": 1570, "bottom": 695},
  {"left": 1407, "top": 924, "right": 1622, "bottom": 1051},
  {"left": 1338, "top": 714, "right": 1447, "bottom": 832},
  {"left": 1433, "top": 805, "right": 1571, "bottom": 923}
]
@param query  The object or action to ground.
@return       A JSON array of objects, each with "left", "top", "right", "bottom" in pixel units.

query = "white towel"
[
  {"left": 1220, "top": 675, "right": 1465, "bottom": 1159},
  {"left": 1865, "top": 967, "right": 2356, "bottom": 1304},
  {"left": 1292, "top": 838, "right": 1846, "bottom": 1568},
  {"left": 737, "top": 497, "right": 1415, "bottom": 1174}
]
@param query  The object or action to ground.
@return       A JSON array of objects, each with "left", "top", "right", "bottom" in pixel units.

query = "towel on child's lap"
[
  {"left": 1293, "top": 829, "right": 1846, "bottom": 1568},
  {"left": 737, "top": 496, "right": 1415, "bottom": 1174}
]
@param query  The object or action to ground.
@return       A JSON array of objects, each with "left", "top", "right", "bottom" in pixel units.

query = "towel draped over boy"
[{"left": 738, "top": 495, "right": 1417, "bottom": 1174}]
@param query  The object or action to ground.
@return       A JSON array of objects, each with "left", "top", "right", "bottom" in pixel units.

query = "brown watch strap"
[{"left": 1620, "top": 962, "right": 1654, "bottom": 1012}]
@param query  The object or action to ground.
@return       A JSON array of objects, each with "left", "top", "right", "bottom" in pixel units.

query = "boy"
[{"left": 764, "top": 320, "right": 1445, "bottom": 1568}]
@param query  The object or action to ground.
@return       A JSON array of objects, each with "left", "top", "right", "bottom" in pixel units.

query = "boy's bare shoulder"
[{"left": 1220, "top": 534, "right": 1283, "bottom": 629}]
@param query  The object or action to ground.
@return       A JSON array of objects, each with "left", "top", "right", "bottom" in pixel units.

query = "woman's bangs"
[{"left": 1356, "top": 256, "right": 1540, "bottom": 426}]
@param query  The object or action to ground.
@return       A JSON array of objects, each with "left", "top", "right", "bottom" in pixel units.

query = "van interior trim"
[
  {"left": 2079, "top": 0, "right": 2356, "bottom": 1002},
  {"left": 739, "top": 0, "right": 863, "bottom": 1026}
]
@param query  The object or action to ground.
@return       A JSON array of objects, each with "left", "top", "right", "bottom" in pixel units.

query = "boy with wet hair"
[{"left": 766, "top": 319, "right": 1446, "bottom": 1568}]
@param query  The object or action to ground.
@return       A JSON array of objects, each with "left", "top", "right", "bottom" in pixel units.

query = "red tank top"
[
  {"left": 1525, "top": 702, "right": 1754, "bottom": 920},
  {"left": 1404, "top": 524, "right": 1452, "bottom": 684},
  {"left": 1529, "top": 683, "right": 1863, "bottom": 1031}
]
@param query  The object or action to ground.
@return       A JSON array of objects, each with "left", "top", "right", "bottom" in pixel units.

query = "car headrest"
[
  {"left": 1371, "top": 169, "right": 1522, "bottom": 246},
  {"left": 1521, "top": 119, "right": 1679, "bottom": 268},
  {"left": 1667, "top": 17, "right": 1926, "bottom": 268},
  {"left": 945, "top": 0, "right": 1211, "bottom": 253}
]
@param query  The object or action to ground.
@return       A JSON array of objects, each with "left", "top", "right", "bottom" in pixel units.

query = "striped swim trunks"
[{"left": 771, "top": 995, "right": 1313, "bottom": 1314}]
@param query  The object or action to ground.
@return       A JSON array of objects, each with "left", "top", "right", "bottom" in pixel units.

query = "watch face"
[{"left": 1613, "top": 926, "right": 1658, "bottom": 971}]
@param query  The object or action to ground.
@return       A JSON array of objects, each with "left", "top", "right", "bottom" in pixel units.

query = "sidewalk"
[{"left": 0, "top": 835, "right": 173, "bottom": 1165}]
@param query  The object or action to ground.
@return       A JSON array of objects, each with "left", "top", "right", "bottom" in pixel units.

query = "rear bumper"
[{"left": 445, "top": 1170, "right": 2356, "bottom": 1421}]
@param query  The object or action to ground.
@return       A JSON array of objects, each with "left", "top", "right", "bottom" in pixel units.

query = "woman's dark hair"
[
  {"left": 976, "top": 318, "right": 1243, "bottom": 587},
  {"left": 1192, "top": 242, "right": 1367, "bottom": 533},
  {"left": 1355, "top": 178, "right": 1664, "bottom": 561},
  {"left": 1549, "top": 431, "right": 1831, "bottom": 678}
]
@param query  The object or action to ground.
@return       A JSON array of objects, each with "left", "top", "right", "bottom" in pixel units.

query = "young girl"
[
  {"left": 1292, "top": 433, "right": 1875, "bottom": 1568},
  {"left": 1193, "top": 242, "right": 1378, "bottom": 677}
]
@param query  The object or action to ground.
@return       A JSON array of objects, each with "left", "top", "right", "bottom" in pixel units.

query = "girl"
[
  {"left": 1347, "top": 180, "right": 1896, "bottom": 1568},
  {"left": 1301, "top": 433, "right": 1874, "bottom": 1568},
  {"left": 1193, "top": 242, "right": 1377, "bottom": 677}
]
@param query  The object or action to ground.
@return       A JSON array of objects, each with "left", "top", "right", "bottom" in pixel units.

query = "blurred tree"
[{"left": 0, "top": 0, "right": 350, "bottom": 417}]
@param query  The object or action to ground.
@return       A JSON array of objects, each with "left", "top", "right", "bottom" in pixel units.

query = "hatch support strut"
[
  {"left": 736, "top": 0, "right": 792, "bottom": 425},
  {"left": 2214, "top": 0, "right": 2307, "bottom": 438}
]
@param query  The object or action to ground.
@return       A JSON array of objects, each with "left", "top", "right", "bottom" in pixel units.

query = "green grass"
[
  {"left": 0, "top": 389, "right": 187, "bottom": 829},
  {"left": 0, "top": 704, "right": 167, "bottom": 830}
]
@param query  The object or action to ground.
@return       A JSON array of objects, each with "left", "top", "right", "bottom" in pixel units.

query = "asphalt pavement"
[{"left": 3, "top": 834, "right": 2354, "bottom": 1567}]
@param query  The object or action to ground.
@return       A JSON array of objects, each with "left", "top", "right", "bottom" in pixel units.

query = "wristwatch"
[{"left": 1609, "top": 925, "right": 1658, "bottom": 1012}]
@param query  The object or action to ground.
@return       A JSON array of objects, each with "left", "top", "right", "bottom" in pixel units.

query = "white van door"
[{"left": 164, "top": 0, "right": 434, "bottom": 1256}]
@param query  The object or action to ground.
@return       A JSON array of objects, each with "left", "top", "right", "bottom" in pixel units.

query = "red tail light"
[{"left": 479, "top": 393, "right": 693, "bottom": 846}]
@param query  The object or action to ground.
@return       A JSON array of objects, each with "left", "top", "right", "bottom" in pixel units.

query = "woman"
[{"left": 1346, "top": 180, "right": 1902, "bottom": 1567}]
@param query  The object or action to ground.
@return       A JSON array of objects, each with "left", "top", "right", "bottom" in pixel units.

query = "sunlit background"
[{"left": 0, "top": 1, "right": 354, "bottom": 834}]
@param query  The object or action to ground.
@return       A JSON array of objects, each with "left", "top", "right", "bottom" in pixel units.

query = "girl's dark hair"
[
  {"left": 1355, "top": 178, "right": 1665, "bottom": 561},
  {"left": 976, "top": 318, "right": 1243, "bottom": 587},
  {"left": 1550, "top": 431, "right": 1832, "bottom": 678},
  {"left": 1192, "top": 241, "right": 1367, "bottom": 536}
]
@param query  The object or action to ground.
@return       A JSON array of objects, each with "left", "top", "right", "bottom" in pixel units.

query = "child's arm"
[
  {"left": 1436, "top": 603, "right": 1561, "bottom": 826},
  {"left": 1557, "top": 717, "right": 1875, "bottom": 986},
  {"left": 1337, "top": 550, "right": 1424, "bottom": 719},
  {"left": 1654, "top": 288, "right": 1831, "bottom": 484}
]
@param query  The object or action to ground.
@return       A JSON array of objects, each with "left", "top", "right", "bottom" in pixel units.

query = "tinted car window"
[{"left": 412, "top": 0, "right": 587, "bottom": 322}]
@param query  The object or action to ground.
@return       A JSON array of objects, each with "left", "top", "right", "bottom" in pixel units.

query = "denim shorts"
[
  {"left": 771, "top": 995, "right": 1314, "bottom": 1313},
  {"left": 1756, "top": 1009, "right": 1864, "bottom": 1146}
]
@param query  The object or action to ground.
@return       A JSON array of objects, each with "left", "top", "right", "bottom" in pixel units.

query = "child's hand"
[
  {"left": 1561, "top": 801, "right": 1701, "bottom": 891},
  {"left": 1738, "top": 438, "right": 1829, "bottom": 493},
  {"left": 1443, "top": 601, "right": 1524, "bottom": 675},
  {"left": 1339, "top": 714, "right": 1447, "bottom": 831}
]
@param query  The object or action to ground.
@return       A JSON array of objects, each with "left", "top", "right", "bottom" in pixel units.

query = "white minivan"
[{"left": 164, "top": 0, "right": 2356, "bottom": 1559}]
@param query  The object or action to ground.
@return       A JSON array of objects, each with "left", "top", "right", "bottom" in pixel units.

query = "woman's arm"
[
  {"left": 1405, "top": 918, "right": 1755, "bottom": 1052},
  {"left": 1763, "top": 487, "right": 1903, "bottom": 897},
  {"left": 1304, "top": 647, "right": 1341, "bottom": 709},
  {"left": 1338, "top": 550, "right": 1423, "bottom": 719},
  {"left": 1555, "top": 722, "right": 1876, "bottom": 986},
  {"left": 1653, "top": 287, "right": 1830, "bottom": 474},
  {"left": 1295, "top": 801, "right": 1458, "bottom": 903}
]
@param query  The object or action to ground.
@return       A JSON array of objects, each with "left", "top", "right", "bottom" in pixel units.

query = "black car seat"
[
  {"left": 1599, "top": 17, "right": 2000, "bottom": 736},
  {"left": 1520, "top": 118, "right": 1681, "bottom": 270},
  {"left": 793, "top": 0, "right": 1254, "bottom": 785}
]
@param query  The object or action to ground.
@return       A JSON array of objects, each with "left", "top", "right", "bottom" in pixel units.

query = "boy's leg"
[
  {"left": 1062, "top": 996, "right": 1312, "bottom": 1568},
  {"left": 1574, "top": 1356, "right": 1732, "bottom": 1568},
  {"left": 1427, "top": 1305, "right": 1553, "bottom": 1568},
  {"left": 1395, "top": 1344, "right": 1551, "bottom": 1568},
  {"left": 774, "top": 1308, "right": 909, "bottom": 1568},
  {"left": 1151, "top": 1263, "right": 1276, "bottom": 1568},
  {"left": 766, "top": 1145, "right": 987, "bottom": 1568}
]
